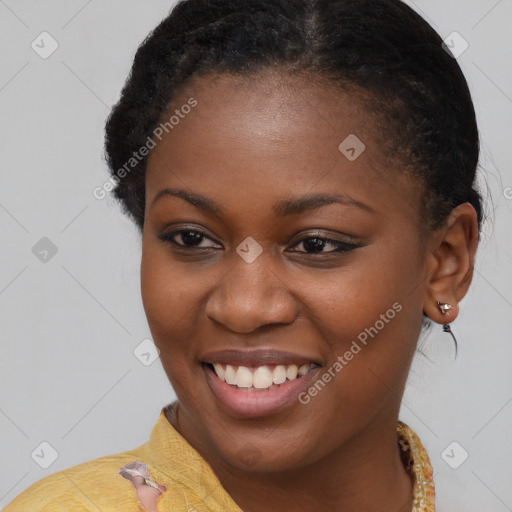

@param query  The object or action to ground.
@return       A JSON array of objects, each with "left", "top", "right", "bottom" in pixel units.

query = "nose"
[{"left": 205, "top": 251, "right": 298, "bottom": 334}]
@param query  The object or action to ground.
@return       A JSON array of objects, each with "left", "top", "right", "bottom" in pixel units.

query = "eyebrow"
[{"left": 150, "top": 188, "right": 377, "bottom": 216}]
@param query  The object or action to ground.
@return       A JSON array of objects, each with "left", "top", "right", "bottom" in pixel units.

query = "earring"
[
  {"left": 435, "top": 300, "right": 458, "bottom": 355},
  {"left": 436, "top": 300, "right": 453, "bottom": 316}
]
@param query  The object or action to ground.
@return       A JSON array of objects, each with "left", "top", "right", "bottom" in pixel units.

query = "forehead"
[{"left": 145, "top": 71, "right": 420, "bottom": 224}]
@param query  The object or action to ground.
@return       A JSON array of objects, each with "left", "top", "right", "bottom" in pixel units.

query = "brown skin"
[{"left": 140, "top": 71, "right": 479, "bottom": 512}]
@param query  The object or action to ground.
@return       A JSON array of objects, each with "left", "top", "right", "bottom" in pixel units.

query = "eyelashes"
[
  {"left": 288, "top": 236, "right": 359, "bottom": 254},
  {"left": 157, "top": 229, "right": 361, "bottom": 255},
  {"left": 158, "top": 230, "right": 221, "bottom": 250}
]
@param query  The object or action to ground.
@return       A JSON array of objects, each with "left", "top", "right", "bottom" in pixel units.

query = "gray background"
[{"left": 0, "top": 1, "right": 511, "bottom": 510}]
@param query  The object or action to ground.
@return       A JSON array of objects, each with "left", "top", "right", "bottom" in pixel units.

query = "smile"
[
  {"left": 208, "top": 363, "right": 317, "bottom": 391},
  {"left": 200, "top": 349, "right": 322, "bottom": 417}
]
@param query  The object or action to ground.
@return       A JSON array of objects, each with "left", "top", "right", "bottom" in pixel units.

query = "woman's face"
[{"left": 141, "top": 71, "right": 431, "bottom": 472}]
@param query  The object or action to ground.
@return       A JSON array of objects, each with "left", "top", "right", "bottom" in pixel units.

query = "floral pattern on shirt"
[{"left": 119, "top": 461, "right": 167, "bottom": 512}]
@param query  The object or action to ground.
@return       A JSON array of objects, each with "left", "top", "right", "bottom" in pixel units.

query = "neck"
[
  {"left": 224, "top": 419, "right": 412, "bottom": 512},
  {"left": 167, "top": 404, "right": 414, "bottom": 512}
]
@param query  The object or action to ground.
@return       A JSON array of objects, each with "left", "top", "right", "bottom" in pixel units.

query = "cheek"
[
  {"left": 140, "top": 243, "right": 210, "bottom": 403},
  {"left": 141, "top": 233, "right": 206, "bottom": 308},
  {"left": 297, "top": 243, "right": 421, "bottom": 345},
  {"left": 295, "top": 243, "right": 423, "bottom": 409},
  {"left": 140, "top": 242, "right": 200, "bottom": 352}
]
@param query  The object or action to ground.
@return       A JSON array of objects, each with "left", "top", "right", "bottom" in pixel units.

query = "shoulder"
[{"left": 3, "top": 443, "right": 150, "bottom": 512}]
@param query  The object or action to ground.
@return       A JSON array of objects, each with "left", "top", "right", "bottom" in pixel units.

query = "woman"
[{"left": 5, "top": 0, "right": 483, "bottom": 510}]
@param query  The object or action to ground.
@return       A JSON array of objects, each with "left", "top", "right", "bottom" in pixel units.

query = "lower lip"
[{"left": 203, "top": 364, "right": 320, "bottom": 419}]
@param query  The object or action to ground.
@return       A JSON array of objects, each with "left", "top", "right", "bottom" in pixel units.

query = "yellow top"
[{"left": 4, "top": 404, "right": 435, "bottom": 512}]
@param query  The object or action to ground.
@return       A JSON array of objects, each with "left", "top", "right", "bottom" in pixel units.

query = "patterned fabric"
[
  {"left": 4, "top": 405, "right": 435, "bottom": 511},
  {"left": 398, "top": 421, "right": 436, "bottom": 511}
]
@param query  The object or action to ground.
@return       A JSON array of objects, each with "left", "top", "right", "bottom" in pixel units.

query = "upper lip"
[{"left": 201, "top": 349, "right": 321, "bottom": 367}]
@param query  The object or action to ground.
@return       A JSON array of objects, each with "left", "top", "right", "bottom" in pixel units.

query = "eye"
[
  {"left": 288, "top": 235, "right": 360, "bottom": 254},
  {"left": 157, "top": 229, "right": 222, "bottom": 249}
]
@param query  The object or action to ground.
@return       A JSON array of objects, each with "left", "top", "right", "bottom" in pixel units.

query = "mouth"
[
  {"left": 204, "top": 362, "right": 318, "bottom": 391},
  {"left": 201, "top": 351, "right": 321, "bottom": 418}
]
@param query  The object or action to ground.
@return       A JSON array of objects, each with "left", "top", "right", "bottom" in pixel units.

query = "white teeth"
[
  {"left": 253, "top": 366, "right": 273, "bottom": 389},
  {"left": 298, "top": 364, "right": 309, "bottom": 377},
  {"left": 213, "top": 363, "right": 225, "bottom": 380},
  {"left": 286, "top": 364, "right": 298, "bottom": 380},
  {"left": 211, "top": 362, "right": 316, "bottom": 389},
  {"left": 272, "top": 365, "right": 287, "bottom": 385},
  {"left": 224, "top": 364, "right": 237, "bottom": 385},
  {"left": 235, "top": 366, "right": 253, "bottom": 388}
]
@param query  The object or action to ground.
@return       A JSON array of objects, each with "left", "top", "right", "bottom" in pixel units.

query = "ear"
[{"left": 423, "top": 203, "right": 479, "bottom": 324}]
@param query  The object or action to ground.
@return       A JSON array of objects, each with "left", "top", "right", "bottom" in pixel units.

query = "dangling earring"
[{"left": 435, "top": 300, "right": 458, "bottom": 355}]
